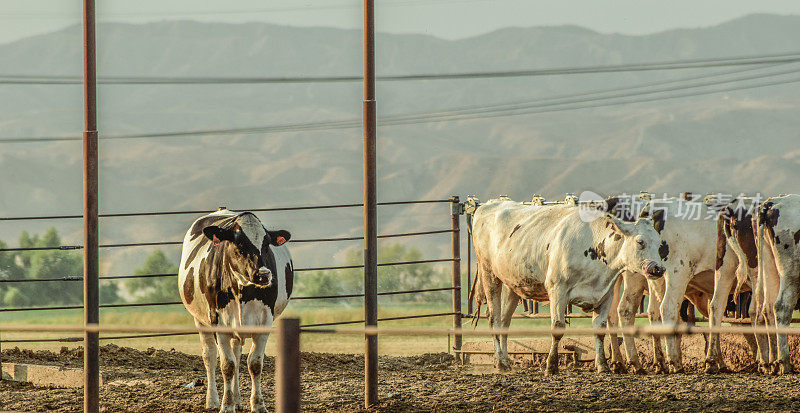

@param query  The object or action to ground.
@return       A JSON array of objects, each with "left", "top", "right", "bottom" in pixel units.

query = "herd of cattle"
[
  {"left": 469, "top": 193, "right": 800, "bottom": 377},
  {"left": 168, "top": 194, "right": 800, "bottom": 412}
]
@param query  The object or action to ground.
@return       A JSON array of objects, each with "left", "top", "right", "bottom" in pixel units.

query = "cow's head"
[
  {"left": 202, "top": 212, "right": 291, "bottom": 289},
  {"left": 605, "top": 214, "right": 666, "bottom": 279}
]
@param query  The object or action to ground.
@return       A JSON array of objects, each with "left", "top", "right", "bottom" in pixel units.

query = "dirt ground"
[{"left": 4, "top": 334, "right": 800, "bottom": 412}]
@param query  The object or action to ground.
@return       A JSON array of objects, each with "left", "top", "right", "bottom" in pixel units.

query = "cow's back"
[{"left": 472, "top": 200, "right": 578, "bottom": 297}]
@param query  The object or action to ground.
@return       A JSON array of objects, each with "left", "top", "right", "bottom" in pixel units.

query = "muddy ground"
[{"left": 3, "top": 335, "right": 800, "bottom": 412}]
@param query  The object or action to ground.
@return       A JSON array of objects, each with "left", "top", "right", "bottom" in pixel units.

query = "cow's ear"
[
  {"left": 268, "top": 230, "right": 291, "bottom": 246},
  {"left": 605, "top": 214, "right": 633, "bottom": 236},
  {"left": 203, "top": 226, "right": 234, "bottom": 246}
]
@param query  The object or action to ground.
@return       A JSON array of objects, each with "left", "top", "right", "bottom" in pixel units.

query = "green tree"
[
  {"left": 0, "top": 227, "right": 120, "bottom": 307},
  {"left": 11, "top": 228, "right": 84, "bottom": 306},
  {"left": 293, "top": 270, "right": 344, "bottom": 300},
  {"left": 333, "top": 243, "right": 447, "bottom": 303},
  {"left": 125, "top": 250, "right": 180, "bottom": 303}
]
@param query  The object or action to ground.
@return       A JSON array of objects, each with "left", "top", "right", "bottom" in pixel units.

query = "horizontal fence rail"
[
  {"left": 0, "top": 199, "right": 451, "bottom": 222},
  {"left": 0, "top": 258, "right": 456, "bottom": 286},
  {"left": 0, "top": 229, "right": 455, "bottom": 253},
  {"left": 4, "top": 323, "right": 800, "bottom": 337},
  {"left": 0, "top": 197, "right": 463, "bottom": 365},
  {"left": 0, "top": 313, "right": 459, "bottom": 343}
]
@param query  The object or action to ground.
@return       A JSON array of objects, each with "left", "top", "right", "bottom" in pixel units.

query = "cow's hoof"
[
  {"left": 703, "top": 360, "right": 719, "bottom": 374},
  {"left": 544, "top": 363, "right": 559, "bottom": 376},
  {"left": 630, "top": 365, "right": 647, "bottom": 375},
  {"left": 778, "top": 361, "right": 794, "bottom": 375},
  {"left": 250, "top": 403, "right": 268, "bottom": 413},
  {"left": 495, "top": 358, "right": 513, "bottom": 371},
  {"left": 651, "top": 363, "right": 666, "bottom": 374},
  {"left": 667, "top": 363, "right": 684, "bottom": 374},
  {"left": 219, "top": 405, "right": 236, "bottom": 413},
  {"left": 206, "top": 399, "right": 220, "bottom": 410},
  {"left": 758, "top": 362, "right": 772, "bottom": 375},
  {"left": 609, "top": 361, "right": 626, "bottom": 374}
]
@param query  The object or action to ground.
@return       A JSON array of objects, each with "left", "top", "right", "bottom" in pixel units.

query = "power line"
[
  {"left": 2, "top": 63, "right": 799, "bottom": 144},
  {"left": 4, "top": 51, "right": 800, "bottom": 85},
  {"left": 0, "top": 0, "right": 490, "bottom": 19}
]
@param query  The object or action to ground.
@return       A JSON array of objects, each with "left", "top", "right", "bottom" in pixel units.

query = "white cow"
[
  {"left": 471, "top": 198, "right": 666, "bottom": 374},
  {"left": 756, "top": 195, "right": 800, "bottom": 374},
  {"left": 179, "top": 209, "right": 293, "bottom": 413}
]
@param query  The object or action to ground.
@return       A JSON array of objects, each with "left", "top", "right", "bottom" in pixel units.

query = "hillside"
[{"left": 1, "top": 14, "right": 799, "bottom": 274}]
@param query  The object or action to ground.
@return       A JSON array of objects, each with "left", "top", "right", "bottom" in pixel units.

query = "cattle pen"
[
  {"left": 1, "top": 196, "right": 785, "bottom": 412},
  {"left": 4, "top": 0, "right": 800, "bottom": 412}
]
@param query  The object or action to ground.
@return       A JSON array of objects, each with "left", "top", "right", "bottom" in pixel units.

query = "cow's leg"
[
  {"left": 248, "top": 333, "right": 269, "bottom": 413},
  {"left": 751, "top": 269, "right": 772, "bottom": 374},
  {"left": 706, "top": 264, "right": 737, "bottom": 373},
  {"left": 481, "top": 269, "right": 508, "bottom": 370},
  {"left": 607, "top": 275, "right": 626, "bottom": 374},
  {"left": 217, "top": 332, "right": 238, "bottom": 413},
  {"left": 774, "top": 272, "right": 800, "bottom": 375},
  {"left": 593, "top": 294, "right": 614, "bottom": 374},
  {"left": 660, "top": 273, "right": 691, "bottom": 373},
  {"left": 498, "top": 285, "right": 520, "bottom": 369},
  {"left": 763, "top": 254, "right": 781, "bottom": 374},
  {"left": 232, "top": 337, "right": 243, "bottom": 410},
  {"left": 197, "top": 319, "right": 220, "bottom": 410},
  {"left": 618, "top": 271, "right": 647, "bottom": 374},
  {"left": 545, "top": 289, "right": 568, "bottom": 376},
  {"left": 647, "top": 280, "right": 667, "bottom": 374}
]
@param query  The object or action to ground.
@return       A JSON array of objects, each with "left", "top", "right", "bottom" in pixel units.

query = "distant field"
[{"left": 0, "top": 304, "right": 623, "bottom": 356}]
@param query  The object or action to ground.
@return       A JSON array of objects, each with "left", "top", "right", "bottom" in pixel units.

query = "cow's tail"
[
  {"left": 755, "top": 202, "right": 766, "bottom": 311},
  {"left": 468, "top": 267, "right": 484, "bottom": 327}
]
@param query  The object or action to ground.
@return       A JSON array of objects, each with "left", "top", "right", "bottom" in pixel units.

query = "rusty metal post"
[
  {"left": 362, "top": 0, "right": 378, "bottom": 408},
  {"left": 82, "top": 0, "right": 100, "bottom": 411},
  {"left": 466, "top": 214, "right": 472, "bottom": 316},
  {"left": 450, "top": 196, "right": 463, "bottom": 356},
  {"left": 276, "top": 318, "right": 301, "bottom": 413}
]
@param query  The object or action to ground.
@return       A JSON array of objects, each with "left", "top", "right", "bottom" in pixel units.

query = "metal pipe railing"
[
  {"left": 0, "top": 199, "right": 451, "bottom": 222},
  {"left": 0, "top": 229, "right": 455, "bottom": 253}
]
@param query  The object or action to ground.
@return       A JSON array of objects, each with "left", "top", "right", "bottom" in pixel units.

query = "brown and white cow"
[
  {"left": 755, "top": 195, "right": 800, "bottom": 374},
  {"left": 179, "top": 209, "right": 293, "bottom": 413},
  {"left": 716, "top": 200, "right": 776, "bottom": 374},
  {"left": 471, "top": 198, "right": 666, "bottom": 374}
]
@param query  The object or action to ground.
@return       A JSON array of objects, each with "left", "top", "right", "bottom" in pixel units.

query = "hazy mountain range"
[{"left": 1, "top": 14, "right": 799, "bottom": 275}]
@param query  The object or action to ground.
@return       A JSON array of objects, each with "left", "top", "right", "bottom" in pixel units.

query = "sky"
[{"left": 2, "top": 0, "right": 800, "bottom": 45}]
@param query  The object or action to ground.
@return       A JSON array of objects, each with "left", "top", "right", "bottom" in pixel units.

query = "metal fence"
[{"left": 0, "top": 198, "right": 464, "bottom": 349}]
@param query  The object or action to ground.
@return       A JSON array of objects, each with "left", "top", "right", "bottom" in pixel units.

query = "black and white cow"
[
  {"left": 756, "top": 195, "right": 800, "bottom": 374},
  {"left": 607, "top": 196, "right": 742, "bottom": 373},
  {"left": 716, "top": 200, "right": 775, "bottom": 373},
  {"left": 471, "top": 198, "right": 666, "bottom": 375},
  {"left": 179, "top": 209, "right": 293, "bottom": 413}
]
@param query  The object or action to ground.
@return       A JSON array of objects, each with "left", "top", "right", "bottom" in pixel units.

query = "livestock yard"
[
  {"left": 6, "top": 1, "right": 800, "bottom": 412},
  {"left": 4, "top": 333, "right": 800, "bottom": 411}
]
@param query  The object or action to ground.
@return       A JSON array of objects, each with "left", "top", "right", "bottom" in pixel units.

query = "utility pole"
[
  {"left": 82, "top": 0, "right": 100, "bottom": 411},
  {"left": 362, "top": 0, "right": 378, "bottom": 408}
]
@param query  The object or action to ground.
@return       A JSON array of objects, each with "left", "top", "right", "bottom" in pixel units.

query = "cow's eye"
[{"left": 636, "top": 239, "right": 646, "bottom": 249}]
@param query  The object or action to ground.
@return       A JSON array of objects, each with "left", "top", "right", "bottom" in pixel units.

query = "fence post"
[
  {"left": 82, "top": 0, "right": 100, "bottom": 411},
  {"left": 362, "top": 0, "right": 378, "bottom": 408},
  {"left": 450, "top": 196, "right": 463, "bottom": 359},
  {"left": 276, "top": 318, "right": 301, "bottom": 413}
]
